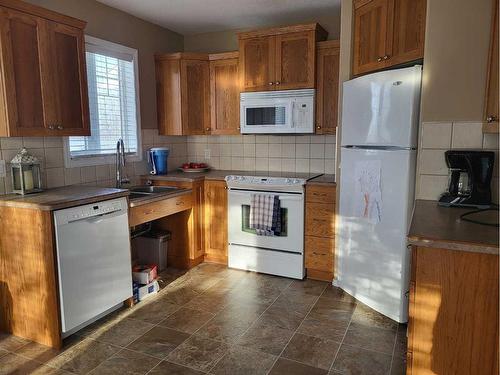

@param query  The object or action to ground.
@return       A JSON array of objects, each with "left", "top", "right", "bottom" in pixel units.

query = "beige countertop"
[
  {"left": 142, "top": 170, "right": 336, "bottom": 184},
  {"left": 0, "top": 186, "right": 129, "bottom": 211},
  {"left": 408, "top": 200, "right": 499, "bottom": 255}
]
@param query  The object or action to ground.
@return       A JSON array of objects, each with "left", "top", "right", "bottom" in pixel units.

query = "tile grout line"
[
  {"left": 264, "top": 282, "right": 328, "bottom": 375},
  {"left": 327, "top": 298, "right": 356, "bottom": 374}
]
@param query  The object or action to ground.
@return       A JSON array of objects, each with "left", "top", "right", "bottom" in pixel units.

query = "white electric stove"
[{"left": 225, "top": 175, "right": 306, "bottom": 279}]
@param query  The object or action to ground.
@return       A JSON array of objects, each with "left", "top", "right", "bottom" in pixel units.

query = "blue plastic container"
[{"left": 147, "top": 147, "right": 170, "bottom": 175}]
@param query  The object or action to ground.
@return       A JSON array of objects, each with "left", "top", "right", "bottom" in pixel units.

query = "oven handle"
[{"left": 228, "top": 190, "right": 304, "bottom": 201}]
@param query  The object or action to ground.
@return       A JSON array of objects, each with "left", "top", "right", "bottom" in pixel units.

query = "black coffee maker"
[{"left": 438, "top": 150, "right": 495, "bottom": 208}]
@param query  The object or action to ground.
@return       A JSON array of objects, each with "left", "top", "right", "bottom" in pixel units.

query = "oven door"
[
  {"left": 228, "top": 189, "right": 304, "bottom": 253},
  {"left": 240, "top": 98, "right": 293, "bottom": 134}
]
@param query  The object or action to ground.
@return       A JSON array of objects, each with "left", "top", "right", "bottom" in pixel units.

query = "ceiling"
[{"left": 95, "top": 0, "right": 341, "bottom": 35}]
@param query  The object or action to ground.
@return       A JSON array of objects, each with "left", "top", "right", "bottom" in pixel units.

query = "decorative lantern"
[{"left": 10, "top": 148, "right": 43, "bottom": 195}]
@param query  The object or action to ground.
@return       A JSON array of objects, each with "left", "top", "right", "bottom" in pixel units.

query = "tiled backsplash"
[
  {"left": 416, "top": 122, "right": 499, "bottom": 202},
  {"left": 182, "top": 134, "right": 337, "bottom": 174},
  {"left": 0, "top": 132, "right": 184, "bottom": 194},
  {"left": 0, "top": 130, "right": 336, "bottom": 194}
]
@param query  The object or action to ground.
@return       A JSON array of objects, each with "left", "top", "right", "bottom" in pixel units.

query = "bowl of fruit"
[{"left": 178, "top": 162, "right": 210, "bottom": 173}]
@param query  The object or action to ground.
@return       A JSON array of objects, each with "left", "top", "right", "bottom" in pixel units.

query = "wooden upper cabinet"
[
  {"left": 155, "top": 53, "right": 210, "bottom": 136},
  {"left": 239, "top": 36, "right": 275, "bottom": 92},
  {"left": 0, "top": 8, "right": 45, "bottom": 136},
  {"left": 0, "top": 1, "right": 89, "bottom": 137},
  {"left": 45, "top": 22, "right": 89, "bottom": 135},
  {"left": 181, "top": 59, "right": 210, "bottom": 135},
  {"left": 315, "top": 40, "right": 340, "bottom": 135},
  {"left": 352, "top": 0, "right": 426, "bottom": 76},
  {"left": 353, "top": 0, "right": 390, "bottom": 75},
  {"left": 483, "top": 0, "right": 499, "bottom": 133},
  {"left": 275, "top": 31, "right": 315, "bottom": 90},
  {"left": 238, "top": 23, "right": 327, "bottom": 92},
  {"left": 209, "top": 52, "right": 240, "bottom": 135},
  {"left": 390, "top": 0, "right": 427, "bottom": 66}
]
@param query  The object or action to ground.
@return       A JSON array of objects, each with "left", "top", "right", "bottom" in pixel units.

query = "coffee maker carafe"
[{"left": 438, "top": 150, "right": 495, "bottom": 208}]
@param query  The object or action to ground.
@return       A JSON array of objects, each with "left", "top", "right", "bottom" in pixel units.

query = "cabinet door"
[
  {"left": 389, "top": 0, "right": 426, "bottom": 66},
  {"left": 275, "top": 31, "right": 315, "bottom": 90},
  {"left": 181, "top": 59, "right": 210, "bottom": 135},
  {"left": 353, "top": 0, "right": 391, "bottom": 75},
  {"left": 0, "top": 8, "right": 46, "bottom": 136},
  {"left": 155, "top": 58, "right": 183, "bottom": 135},
  {"left": 210, "top": 57, "right": 240, "bottom": 135},
  {"left": 484, "top": 0, "right": 499, "bottom": 133},
  {"left": 315, "top": 42, "right": 340, "bottom": 135},
  {"left": 191, "top": 180, "right": 205, "bottom": 259},
  {"left": 239, "top": 36, "right": 275, "bottom": 92},
  {"left": 46, "top": 22, "right": 89, "bottom": 136},
  {"left": 204, "top": 180, "right": 228, "bottom": 264}
]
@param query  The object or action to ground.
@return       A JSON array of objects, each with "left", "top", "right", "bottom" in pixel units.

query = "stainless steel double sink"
[{"left": 128, "top": 185, "right": 180, "bottom": 201}]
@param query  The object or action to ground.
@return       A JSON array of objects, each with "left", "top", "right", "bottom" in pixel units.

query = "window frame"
[{"left": 63, "top": 35, "right": 142, "bottom": 168}]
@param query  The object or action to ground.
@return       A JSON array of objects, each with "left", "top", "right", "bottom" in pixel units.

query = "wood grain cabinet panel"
[
  {"left": 239, "top": 36, "right": 275, "bottom": 92},
  {"left": 0, "top": 3, "right": 89, "bottom": 137},
  {"left": 238, "top": 23, "right": 326, "bottom": 92},
  {"left": 275, "top": 31, "right": 315, "bottom": 90},
  {"left": 209, "top": 52, "right": 240, "bottom": 135},
  {"left": 305, "top": 236, "right": 334, "bottom": 272},
  {"left": 483, "top": 0, "right": 499, "bottom": 133},
  {"left": 315, "top": 40, "right": 340, "bottom": 135},
  {"left": 353, "top": 0, "right": 426, "bottom": 76},
  {"left": 304, "top": 184, "right": 336, "bottom": 281},
  {"left": 389, "top": 0, "right": 426, "bottom": 66},
  {"left": 204, "top": 180, "right": 228, "bottom": 264},
  {"left": 353, "top": 0, "right": 390, "bottom": 76},
  {"left": 408, "top": 246, "right": 499, "bottom": 375},
  {"left": 306, "top": 202, "right": 335, "bottom": 238},
  {"left": 155, "top": 53, "right": 210, "bottom": 136}
]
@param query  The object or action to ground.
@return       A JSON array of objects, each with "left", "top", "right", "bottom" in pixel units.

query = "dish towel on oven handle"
[{"left": 249, "top": 193, "right": 282, "bottom": 236}]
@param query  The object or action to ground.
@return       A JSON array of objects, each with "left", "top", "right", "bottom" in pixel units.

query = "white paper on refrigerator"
[{"left": 353, "top": 160, "right": 382, "bottom": 223}]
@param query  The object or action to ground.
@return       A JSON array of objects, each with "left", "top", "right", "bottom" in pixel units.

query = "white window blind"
[{"left": 68, "top": 38, "right": 139, "bottom": 159}]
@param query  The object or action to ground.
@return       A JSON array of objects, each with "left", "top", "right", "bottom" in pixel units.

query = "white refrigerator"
[{"left": 338, "top": 65, "right": 422, "bottom": 323}]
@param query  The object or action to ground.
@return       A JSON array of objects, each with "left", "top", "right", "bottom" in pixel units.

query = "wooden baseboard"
[
  {"left": 204, "top": 254, "right": 228, "bottom": 265},
  {"left": 188, "top": 255, "right": 205, "bottom": 268},
  {"left": 306, "top": 268, "right": 334, "bottom": 282}
]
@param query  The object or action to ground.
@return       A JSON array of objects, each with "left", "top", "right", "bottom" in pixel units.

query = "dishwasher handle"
[{"left": 66, "top": 209, "right": 124, "bottom": 224}]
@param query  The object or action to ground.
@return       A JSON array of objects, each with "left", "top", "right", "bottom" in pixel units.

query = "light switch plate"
[{"left": 0, "top": 160, "right": 6, "bottom": 178}]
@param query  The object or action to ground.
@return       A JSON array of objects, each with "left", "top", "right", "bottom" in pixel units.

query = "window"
[{"left": 64, "top": 36, "right": 141, "bottom": 167}]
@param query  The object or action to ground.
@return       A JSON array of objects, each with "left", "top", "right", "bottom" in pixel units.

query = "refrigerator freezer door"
[
  {"left": 337, "top": 147, "right": 416, "bottom": 322},
  {"left": 341, "top": 66, "right": 422, "bottom": 148}
]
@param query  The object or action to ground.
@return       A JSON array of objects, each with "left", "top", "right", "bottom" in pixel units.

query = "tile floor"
[{"left": 0, "top": 263, "right": 407, "bottom": 374}]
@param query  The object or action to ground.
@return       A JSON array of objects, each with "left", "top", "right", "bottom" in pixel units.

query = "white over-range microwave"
[{"left": 240, "top": 89, "right": 315, "bottom": 134}]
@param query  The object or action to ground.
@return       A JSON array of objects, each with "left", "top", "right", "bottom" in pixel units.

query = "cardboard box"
[
  {"left": 136, "top": 280, "right": 159, "bottom": 301},
  {"left": 132, "top": 264, "right": 157, "bottom": 284}
]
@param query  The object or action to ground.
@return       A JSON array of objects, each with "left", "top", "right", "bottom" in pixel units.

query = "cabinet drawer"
[
  {"left": 305, "top": 235, "right": 334, "bottom": 272},
  {"left": 305, "top": 202, "right": 335, "bottom": 238},
  {"left": 129, "top": 194, "right": 192, "bottom": 227},
  {"left": 306, "top": 185, "right": 336, "bottom": 204}
]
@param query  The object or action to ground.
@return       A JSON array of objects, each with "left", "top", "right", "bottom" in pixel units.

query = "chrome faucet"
[{"left": 116, "top": 139, "right": 130, "bottom": 188}]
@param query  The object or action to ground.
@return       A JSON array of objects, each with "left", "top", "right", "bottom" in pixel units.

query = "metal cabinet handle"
[
  {"left": 268, "top": 82, "right": 274, "bottom": 86},
  {"left": 377, "top": 57, "right": 383, "bottom": 62},
  {"left": 275, "top": 81, "right": 281, "bottom": 85},
  {"left": 48, "top": 125, "right": 55, "bottom": 130},
  {"left": 316, "top": 125, "right": 322, "bottom": 130},
  {"left": 487, "top": 115, "right": 498, "bottom": 123},
  {"left": 57, "top": 125, "right": 63, "bottom": 130},
  {"left": 383, "top": 55, "right": 390, "bottom": 60},
  {"left": 205, "top": 127, "right": 211, "bottom": 131}
]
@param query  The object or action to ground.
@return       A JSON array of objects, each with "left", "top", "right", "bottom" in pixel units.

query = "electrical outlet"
[
  {"left": 204, "top": 149, "right": 211, "bottom": 160},
  {"left": 0, "top": 160, "right": 5, "bottom": 178}
]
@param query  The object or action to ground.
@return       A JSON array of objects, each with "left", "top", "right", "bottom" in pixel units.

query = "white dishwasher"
[{"left": 53, "top": 197, "right": 132, "bottom": 336}]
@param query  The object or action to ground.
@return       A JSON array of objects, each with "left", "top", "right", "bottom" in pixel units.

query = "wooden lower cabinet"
[
  {"left": 204, "top": 180, "right": 228, "bottom": 264},
  {"left": 149, "top": 179, "right": 205, "bottom": 268},
  {"left": 408, "top": 246, "right": 499, "bottom": 375},
  {"left": 304, "top": 184, "right": 336, "bottom": 281}
]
